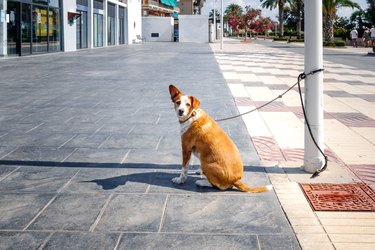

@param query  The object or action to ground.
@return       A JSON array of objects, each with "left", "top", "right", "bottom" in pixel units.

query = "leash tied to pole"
[{"left": 216, "top": 69, "right": 327, "bottom": 178}]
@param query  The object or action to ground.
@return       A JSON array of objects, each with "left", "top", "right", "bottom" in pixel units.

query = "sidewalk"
[
  {"left": 211, "top": 38, "right": 375, "bottom": 250},
  {"left": 0, "top": 43, "right": 299, "bottom": 249},
  {"left": 0, "top": 39, "right": 374, "bottom": 250}
]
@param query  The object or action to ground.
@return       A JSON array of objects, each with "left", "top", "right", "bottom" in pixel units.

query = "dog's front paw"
[{"left": 171, "top": 176, "right": 187, "bottom": 184}]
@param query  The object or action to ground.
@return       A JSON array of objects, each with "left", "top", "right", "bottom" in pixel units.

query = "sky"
[{"left": 201, "top": 0, "right": 369, "bottom": 20}]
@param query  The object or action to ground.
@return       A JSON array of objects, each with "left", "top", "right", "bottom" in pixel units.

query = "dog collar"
[{"left": 179, "top": 109, "right": 197, "bottom": 124}]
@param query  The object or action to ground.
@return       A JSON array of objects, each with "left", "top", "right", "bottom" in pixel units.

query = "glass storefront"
[
  {"left": 119, "top": 6, "right": 126, "bottom": 45},
  {"left": 2, "top": 0, "right": 61, "bottom": 56},
  {"left": 76, "top": 0, "right": 88, "bottom": 49},
  {"left": 93, "top": 0, "right": 103, "bottom": 47},
  {"left": 107, "top": 3, "right": 115, "bottom": 46}
]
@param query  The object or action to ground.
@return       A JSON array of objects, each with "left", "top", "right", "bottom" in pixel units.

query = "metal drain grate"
[{"left": 300, "top": 183, "right": 375, "bottom": 211}]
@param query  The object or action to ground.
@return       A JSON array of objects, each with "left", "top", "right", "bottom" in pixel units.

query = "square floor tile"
[
  {"left": 0, "top": 193, "right": 54, "bottom": 230},
  {"left": 43, "top": 232, "right": 119, "bottom": 250},
  {"left": 95, "top": 194, "right": 166, "bottom": 232},
  {"left": 0, "top": 167, "right": 78, "bottom": 193},
  {"left": 162, "top": 194, "right": 292, "bottom": 234},
  {"left": 118, "top": 233, "right": 259, "bottom": 250},
  {"left": 29, "top": 193, "right": 109, "bottom": 231}
]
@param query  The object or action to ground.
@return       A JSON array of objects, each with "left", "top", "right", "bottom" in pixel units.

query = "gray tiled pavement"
[{"left": 0, "top": 43, "right": 300, "bottom": 249}]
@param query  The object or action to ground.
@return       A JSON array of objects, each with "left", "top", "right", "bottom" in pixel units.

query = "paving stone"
[
  {"left": 0, "top": 146, "right": 15, "bottom": 159},
  {"left": 258, "top": 234, "right": 301, "bottom": 250},
  {"left": 95, "top": 194, "right": 166, "bottom": 232},
  {"left": 0, "top": 231, "right": 50, "bottom": 250},
  {"left": 0, "top": 133, "right": 76, "bottom": 148},
  {"left": 0, "top": 193, "right": 54, "bottom": 230},
  {"left": 60, "top": 134, "right": 110, "bottom": 149},
  {"left": 0, "top": 146, "right": 76, "bottom": 166},
  {"left": 162, "top": 194, "right": 292, "bottom": 234},
  {"left": 118, "top": 233, "right": 260, "bottom": 250},
  {"left": 62, "top": 148, "right": 129, "bottom": 167},
  {"left": 0, "top": 166, "right": 18, "bottom": 181},
  {"left": 0, "top": 167, "right": 78, "bottom": 193},
  {"left": 63, "top": 168, "right": 153, "bottom": 193},
  {"left": 99, "top": 134, "right": 162, "bottom": 150},
  {"left": 123, "top": 149, "right": 181, "bottom": 165},
  {"left": 29, "top": 193, "right": 109, "bottom": 231},
  {"left": 43, "top": 232, "right": 119, "bottom": 250}
]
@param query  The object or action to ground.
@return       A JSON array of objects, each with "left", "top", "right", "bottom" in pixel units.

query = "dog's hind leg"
[{"left": 195, "top": 179, "right": 213, "bottom": 188}]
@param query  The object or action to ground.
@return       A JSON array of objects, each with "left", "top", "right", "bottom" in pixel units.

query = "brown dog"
[{"left": 169, "top": 85, "right": 272, "bottom": 192}]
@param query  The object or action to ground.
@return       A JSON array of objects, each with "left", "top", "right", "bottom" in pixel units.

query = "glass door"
[
  {"left": 119, "top": 17, "right": 124, "bottom": 44},
  {"left": 76, "top": 11, "right": 88, "bottom": 49},
  {"left": 21, "top": 3, "right": 32, "bottom": 55},
  {"left": 93, "top": 13, "right": 103, "bottom": 47},
  {"left": 32, "top": 5, "right": 48, "bottom": 54},
  {"left": 6, "top": 1, "right": 20, "bottom": 56},
  {"left": 48, "top": 7, "right": 60, "bottom": 52}
]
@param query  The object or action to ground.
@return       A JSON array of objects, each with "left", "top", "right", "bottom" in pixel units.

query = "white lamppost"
[
  {"left": 303, "top": 0, "right": 324, "bottom": 174},
  {"left": 220, "top": 0, "right": 223, "bottom": 50},
  {"left": 213, "top": 0, "right": 216, "bottom": 41}
]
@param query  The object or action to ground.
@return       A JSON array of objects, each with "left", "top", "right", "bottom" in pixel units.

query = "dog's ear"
[
  {"left": 190, "top": 96, "right": 200, "bottom": 110},
  {"left": 169, "top": 85, "right": 182, "bottom": 102}
]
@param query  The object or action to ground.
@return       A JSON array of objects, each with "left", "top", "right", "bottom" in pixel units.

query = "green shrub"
[
  {"left": 288, "top": 38, "right": 304, "bottom": 43},
  {"left": 334, "top": 40, "right": 346, "bottom": 47},
  {"left": 273, "top": 37, "right": 289, "bottom": 41},
  {"left": 323, "top": 41, "right": 336, "bottom": 47}
]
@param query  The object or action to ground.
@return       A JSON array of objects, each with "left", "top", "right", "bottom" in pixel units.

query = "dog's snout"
[{"left": 178, "top": 109, "right": 184, "bottom": 116}]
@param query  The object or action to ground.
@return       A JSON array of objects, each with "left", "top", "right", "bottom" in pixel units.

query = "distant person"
[
  {"left": 371, "top": 25, "right": 375, "bottom": 47},
  {"left": 350, "top": 28, "right": 358, "bottom": 47},
  {"left": 363, "top": 28, "right": 370, "bottom": 47}
]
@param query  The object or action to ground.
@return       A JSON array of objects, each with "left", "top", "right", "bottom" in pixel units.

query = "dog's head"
[{"left": 169, "top": 85, "right": 200, "bottom": 122}]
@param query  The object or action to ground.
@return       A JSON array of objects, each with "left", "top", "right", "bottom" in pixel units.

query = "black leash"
[
  {"left": 297, "top": 69, "right": 328, "bottom": 178},
  {"left": 216, "top": 69, "right": 327, "bottom": 178}
]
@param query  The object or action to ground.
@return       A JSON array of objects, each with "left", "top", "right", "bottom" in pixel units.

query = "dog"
[{"left": 169, "top": 85, "right": 272, "bottom": 192}]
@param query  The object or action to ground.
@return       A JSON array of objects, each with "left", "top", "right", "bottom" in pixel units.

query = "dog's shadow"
[{"left": 82, "top": 171, "right": 236, "bottom": 193}]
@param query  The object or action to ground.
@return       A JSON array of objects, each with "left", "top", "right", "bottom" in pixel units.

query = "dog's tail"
[{"left": 233, "top": 180, "right": 273, "bottom": 193}]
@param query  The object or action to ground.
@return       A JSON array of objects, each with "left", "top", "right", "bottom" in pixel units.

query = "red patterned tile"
[
  {"left": 348, "top": 165, "right": 375, "bottom": 192},
  {"left": 281, "top": 148, "right": 304, "bottom": 161},
  {"left": 252, "top": 136, "right": 285, "bottom": 161}
]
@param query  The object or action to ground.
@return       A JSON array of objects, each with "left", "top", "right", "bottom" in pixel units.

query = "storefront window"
[
  {"left": 93, "top": 13, "right": 103, "bottom": 47},
  {"left": 48, "top": 7, "right": 60, "bottom": 52},
  {"left": 3, "top": 0, "right": 61, "bottom": 56},
  {"left": 32, "top": 5, "right": 48, "bottom": 54},
  {"left": 107, "top": 3, "right": 115, "bottom": 46},
  {"left": 21, "top": 3, "right": 32, "bottom": 55}
]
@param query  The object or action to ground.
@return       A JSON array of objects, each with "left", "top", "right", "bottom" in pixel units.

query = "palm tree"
[
  {"left": 225, "top": 3, "right": 243, "bottom": 17},
  {"left": 323, "top": 0, "right": 359, "bottom": 43},
  {"left": 260, "top": 0, "right": 288, "bottom": 37},
  {"left": 289, "top": 0, "right": 303, "bottom": 38},
  {"left": 366, "top": 0, "right": 375, "bottom": 24}
]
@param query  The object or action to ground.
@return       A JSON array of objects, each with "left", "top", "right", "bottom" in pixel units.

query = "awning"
[{"left": 160, "top": 0, "right": 178, "bottom": 7}]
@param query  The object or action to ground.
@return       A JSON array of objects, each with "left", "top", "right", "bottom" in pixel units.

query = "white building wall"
[
  {"left": 179, "top": 15, "right": 209, "bottom": 43},
  {"left": 0, "top": 0, "right": 6, "bottom": 56},
  {"left": 127, "top": 0, "right": 142, "bottom": 44},
  {"left": 142, "top": 17, "right": 173, "bottom": 42},
  {"left": 63, "top": 0, "right": 77, "bottom": 52}
]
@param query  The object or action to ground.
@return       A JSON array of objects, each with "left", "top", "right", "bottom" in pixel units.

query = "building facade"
[
  {"left": 141, "top": 0, "right": 179, "bottom": 17},
  {"left": 0, "top": 0, "right": 142, "bottom": 57},
  {"left": 179, "top": 0, "right": 204, "bottom": 15}
]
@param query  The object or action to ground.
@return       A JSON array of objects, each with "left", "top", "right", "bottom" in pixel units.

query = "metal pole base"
[{"left": 303, "top": 157, "right": 324, "bottom": 174}]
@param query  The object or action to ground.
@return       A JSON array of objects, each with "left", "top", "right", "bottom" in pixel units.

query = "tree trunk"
[
  {"left": 296, "top": 0, "right": 302, "bottom": 39},
  {"left": 323, "top": 13, "right": 334, "bottom": 43},
  {"left": 279, "top": 2, "right": 285, "bottom": 37}
]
